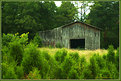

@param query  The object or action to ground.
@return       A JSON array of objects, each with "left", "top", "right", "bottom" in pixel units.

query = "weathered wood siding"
[{"left": 39, "top": 22, "right": 100, "bottom": 49}]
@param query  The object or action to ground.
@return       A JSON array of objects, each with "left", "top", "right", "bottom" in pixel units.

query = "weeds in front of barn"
[{"left": 2, "top": 33, "right": 119, "bottom": 79}]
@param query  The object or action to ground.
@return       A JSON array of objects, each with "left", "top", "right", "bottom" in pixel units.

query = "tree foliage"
[
  {"left": 55, "top": 1, "right": 78, "bottom": 27},
  {"left": 2, "top": 1, "right": 119, "bottom": 49},
  {"left": 2, "top": 1, "right": 78, "bottom": 40},
  {"left": 86, "top": 1, "right": 119, "bottom": 48}
]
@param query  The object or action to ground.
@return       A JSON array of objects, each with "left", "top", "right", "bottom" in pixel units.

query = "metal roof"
[
  {"left": 39, "top": 21, "right": 102, "bottom": 32},
  {"left": 61, "top": 21, "right": 102, "bottom": 30}
]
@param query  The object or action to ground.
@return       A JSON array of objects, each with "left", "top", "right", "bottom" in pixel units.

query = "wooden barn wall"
[
  {"left": 39, "top": 27, "right": 62, "bottom": 46},
  {"left": 62, "top": 23, "right": 100, "bottom": 49},
  {"left": 39, "top": 23, "right": 100, "bottom": 49}
]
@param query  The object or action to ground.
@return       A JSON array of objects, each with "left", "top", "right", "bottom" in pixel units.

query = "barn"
[{"left": 39, "top": 21, "right": 101, "bottom": 50}]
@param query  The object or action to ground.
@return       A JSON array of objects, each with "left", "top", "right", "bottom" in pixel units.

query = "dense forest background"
[{"left": 2, "top": 1, "right": 119, "bottom": 49}]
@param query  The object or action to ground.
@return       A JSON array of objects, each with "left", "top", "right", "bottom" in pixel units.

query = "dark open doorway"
[{"left": 70, "top": 39, "right": 85, "bottom": 49}]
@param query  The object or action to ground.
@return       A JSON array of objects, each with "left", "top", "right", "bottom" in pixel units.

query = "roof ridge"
[
  {"left": 39, "top": 21, "right": 102, "bottom": 32},
  {"left": 61, "top": 21, "right": 102, "bottom": 30}
]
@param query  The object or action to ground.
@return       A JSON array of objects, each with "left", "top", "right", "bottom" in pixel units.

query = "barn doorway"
[{"left": 70, "top": 39, "right": 85, "bottom": 49}]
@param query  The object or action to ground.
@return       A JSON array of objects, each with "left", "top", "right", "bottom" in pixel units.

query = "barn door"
[{"left": 70, "top": 39, "right": 85, "bottom": 49}]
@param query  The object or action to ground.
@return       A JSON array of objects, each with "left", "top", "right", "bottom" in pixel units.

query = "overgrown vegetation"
[{"left": 2, "top": 33, "right": 119, "bottom": 79}]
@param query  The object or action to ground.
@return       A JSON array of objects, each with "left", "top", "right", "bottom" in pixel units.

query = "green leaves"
[
  {"left": 22, "top": 43, "right": 41, "bottom": 74},
  {"left": 32, "top": 33, "right": 43, "bottom": 47},
  {"left": 55, "top": 48, "right": 67, "bottom": 63},
  {"left": 87, "top": 1, "right": 119, "bottom": 49},
  {"left": 2, "top": 2, "right": 57, "bottom": 38},
  {"left": 2, "top": 34, "right": 119, "bottom": 79},
  {"left": 9, "top": 41, "right": 23, "bottom": 65},
  {"left": 107, "top": 45, "right": 115, "bottom": 62},
  {"left": 27, "top": 67, "right": 41, "bottom": 79},
  {"left": 55, "top": 1, "right": 78, "bottom": 27}
]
